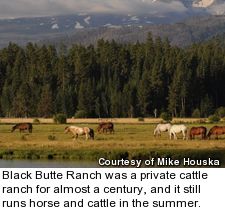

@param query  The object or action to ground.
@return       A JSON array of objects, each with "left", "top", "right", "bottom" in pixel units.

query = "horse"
[
  {"left": 97, "top": 122, "right": 114, "bottom": 134},
  {"left": 11, "top": 123, "right": 33, "bottom": 133},
  {"left": 169, "top": 124, "right": 187, "bottom": 140},
  {"left": 65, "top": 126, "right": 94, "bottom": 140},
  {"left": 154, "top": 123, "right": 171, "bottom": 137},
  {"left": 207, "top": 126, "right": 225, "bottom": 139},
  {"left": 189, "top": 126, "right": 207, "bottom": 140}
]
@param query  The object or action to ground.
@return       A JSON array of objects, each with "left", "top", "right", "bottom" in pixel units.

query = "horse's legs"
[
  {"left": 169, "top": 132, "right": 172, "bottom": 140},
  {"left": 182, "top": 131, "right": 185, "bottom": 140},
  {"left": 158, "top": 131, "right": 161, "bottom": 137},
  {"left": 154, "top": 129, "right": 157, "bottom": 137},
  {"left": 174, "top": 132, "right": 177, "bottom": 140},
  {"left": 170, "top": 132, "right": 175, "bottom": 140}
]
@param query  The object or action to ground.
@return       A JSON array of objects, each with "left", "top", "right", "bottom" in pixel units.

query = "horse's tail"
[
  {"left": 29, "top": 123, "right": 33, "bottom": 133},
  {"left": 184, "top": 127, "right": 188, "bottom": 140},
  {"left": 188, "top": 128, "right": 192, "bottom": 140},
  {"left": 153, "top": 126, "right": 158, "bottom": 137},
  {"left": 108, "top": 123, "right": 114, "bottom": 134},
  {"left": 189, "top": 131, "right": 192, "bottom": 140},
  {"left": 183, "top": 126, "right": 188, "bottom": 140},
  {"left": 89, "top": 128, "right": 94, "bottom": 140},
  {"left": 206, "top": 129, "right": 212, "bottom": 139},
  {"left": 203, "top": 127, "right": 207, "bottom": 140}
]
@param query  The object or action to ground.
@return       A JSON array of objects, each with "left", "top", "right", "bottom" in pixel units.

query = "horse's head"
[
  {"left": 11, "top": 125, "right": 16, "bottom": 132},
  {"left": 97, "top": 125, "right": 102, "bottom": 133}
]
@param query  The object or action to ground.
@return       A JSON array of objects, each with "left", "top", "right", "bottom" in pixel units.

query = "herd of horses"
[
  {"left": 10, "top": 121, "right": 225, "bottom": 140},
  {"left": 11, "top": 122, "right": 114, "bottom": 140},
  {"left": 154, "top": 123, "right": 225, "bottom": 140}
]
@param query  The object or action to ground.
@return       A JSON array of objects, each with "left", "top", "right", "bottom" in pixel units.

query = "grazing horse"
[
  {"left": 169, "top": 124, "right": 187, "bottom": 140},
  {"left": 65, "top": 126, "right": 94, "bottom": 140},
  {"left": 189, "top": 126, "right": 207, "bottom": 140},
  {"left": 207, "top": 126, "right": 225, "bottom": 139},
  {"left": 154, "top": 123, "right": 171, "bottom": 137},
  {"left": 11, "top": 123, "right": 33, "bottom": 133},
  {"left": 97, "top": 122, "right": 114, "bottom": 134}
]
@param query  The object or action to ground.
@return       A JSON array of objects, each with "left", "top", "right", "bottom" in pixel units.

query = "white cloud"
[{"left": 0, "top": 0, "right": 188, "bottom": 19}]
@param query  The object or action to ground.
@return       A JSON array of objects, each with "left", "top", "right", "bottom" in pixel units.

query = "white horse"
[
  {"left": 65, "top": 126, "right": 94, "bottom": 140},
  {"left": 169, "top": 124, "right": 187, "bottom": 140},
  {"left": 154, "top": 123, "right": 171, "bottom": 137}
]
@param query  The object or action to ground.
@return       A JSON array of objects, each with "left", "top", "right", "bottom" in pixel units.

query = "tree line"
[{"left": 0, "top": 34, "right": 225, "bottom": 118}]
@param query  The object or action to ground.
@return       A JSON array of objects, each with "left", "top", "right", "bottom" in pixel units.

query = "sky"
[{"left": 0, "top": 0, "right": 189, "bottom": 19}]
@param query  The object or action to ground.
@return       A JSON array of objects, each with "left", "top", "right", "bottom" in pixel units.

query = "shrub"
[
  {"left": 74, "top": 110, "right": 88, "bottom": 118},
  {"left": 215, "top": 107, "right": 225, "bottom": 118},
  {"left": 208, "top": 115, "right": 220, "bottom": 123},
  {"left": 160, "top": 112, "right": 172, "bottom": 122},
  {"left": 20, "top": 134, "right": 29, "bottom": 141},
  {"left": 48, "top": 135, "right": 56, "bottom": 141},
  {"left": 138, "top": 117, "right": 144, "bottom": 122},
  {"left": 33, "top": 118, "right": 40, "bottom": 124},
  {"left": 192, "top": 108, "right": 201, "bottom": 118},
  {"left": 53, "top": 113, "right": 67, "bottom": 124}
]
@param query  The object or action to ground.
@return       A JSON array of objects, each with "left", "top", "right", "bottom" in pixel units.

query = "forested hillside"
[
  {"left": 0, "top": 34, "right": 225, "bottom": 118},
  {"left": 2, "top": 15, "right": 225, "bottom": 48}
]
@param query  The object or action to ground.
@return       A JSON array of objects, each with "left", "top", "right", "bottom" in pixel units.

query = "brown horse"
[
  {"left": 97, "top": 122, "right": 114, "bottom": 134},
  {"left": 189, "top": 126, "right": 207, "bottom": 140},
  {"left": 11, "top": 123, "right": 33, "bottom": 133},
  {"left": 207, "top": 126, "right": 225, "bottom": 139}
]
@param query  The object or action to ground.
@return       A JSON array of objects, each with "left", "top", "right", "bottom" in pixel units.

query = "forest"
[{"left": 0, "top": 33, "right": 225, "bottom": 118}]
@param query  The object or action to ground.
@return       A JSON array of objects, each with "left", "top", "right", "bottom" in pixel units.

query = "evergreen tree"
[{"left": 37, "top": 85, "right": 53, "bottom": 117}]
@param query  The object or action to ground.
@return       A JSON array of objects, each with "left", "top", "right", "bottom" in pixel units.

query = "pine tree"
[{"left": 37, "top": 85, "right": 53, "bottom": 117}]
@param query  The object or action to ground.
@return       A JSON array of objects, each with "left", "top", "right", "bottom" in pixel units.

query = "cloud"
[{"left": 0, "top": 0, "right": 188, "bottom": 19}]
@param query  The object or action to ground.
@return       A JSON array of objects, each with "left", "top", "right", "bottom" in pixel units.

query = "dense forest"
[{"left": 0, "top": 34, "right": 225, "bottom": 118}]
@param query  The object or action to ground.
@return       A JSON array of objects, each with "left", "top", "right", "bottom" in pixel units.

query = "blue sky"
[{"left": 0, "top": 0, "right": 188, "bottom": 18}]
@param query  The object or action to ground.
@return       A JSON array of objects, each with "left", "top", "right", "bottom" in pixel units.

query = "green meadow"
[{"left": 0, "top": 123, "right": 225, "bottom": 164}]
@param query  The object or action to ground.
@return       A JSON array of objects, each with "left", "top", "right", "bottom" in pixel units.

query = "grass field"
[{"left": 1, "top": 122, "right": 225, "bottom": 164}]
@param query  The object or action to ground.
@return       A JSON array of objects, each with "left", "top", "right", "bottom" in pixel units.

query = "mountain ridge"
[{"left": 0, "top": 1, "right": 225, "bottom": 48}]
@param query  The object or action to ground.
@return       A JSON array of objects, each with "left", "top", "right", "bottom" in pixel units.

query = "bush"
[
  {"left": 48, "top": 135, "right": 56, "bottom": 141},
  {"left": 74, "top": 110, "right": 88, "bottom": 118},
  {"left": 138, "top": 117, "right": 144, "bottom": 122},
  {"left": 208, "top": 114, "right": 220, "bottom": 123},
  {"left": 160, "top": 112, "right": 172, "bottom": 122},
  {"left": 20, "top": 134, "right": 29, "bottom": 141},
  {"left": 33, "top": 118, "right": 40, "bottom": 124},
  {"left": 53, "top": 113, "right": 67, "bottom": 124},
  {"left": 192, "top": 108, "right": 201, "bottom": 118},
  {"left": 215, "top": 107, "right": 225, "bottom": 118}
]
